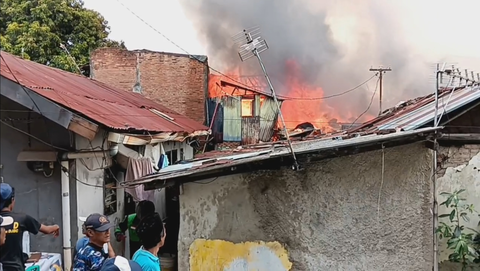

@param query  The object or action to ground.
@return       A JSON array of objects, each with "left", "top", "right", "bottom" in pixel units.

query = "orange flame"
[
  {"left": 209, "top": 59, "right": 375, "bottom": 134},
  {"left": 279, "top": 59, "right": 341, "bottom": 133}
]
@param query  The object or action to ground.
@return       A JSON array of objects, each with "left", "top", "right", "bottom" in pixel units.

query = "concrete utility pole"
[{"left": 369, "top": 67, "right": 392, "bottom": 115}]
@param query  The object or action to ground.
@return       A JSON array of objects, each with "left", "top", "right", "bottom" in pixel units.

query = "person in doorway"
[
  {"left": 132, "top": 213, "right": 166, "bottom": 271},
  {"left": 115, "top": 200, "right": 155, "bottom": 258},
  {"left": 73, "top": 213, "right": 116, "bottom": 271},
  {"left": 0, "top": 183, "right": 60, "bottom": 271},
  {"left": 0, "top": 215, "right": 14, "bottom": 271}
]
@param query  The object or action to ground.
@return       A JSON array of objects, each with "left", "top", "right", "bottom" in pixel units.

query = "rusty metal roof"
[
  {"left": 0, "top": 52, "right": 209, "bottom": 133},
  {"left": 350, "top": 85, "right": 480, "bottom": 134},
  {"left": 125, "top": 126, "right": 440, "bottom": 186}
]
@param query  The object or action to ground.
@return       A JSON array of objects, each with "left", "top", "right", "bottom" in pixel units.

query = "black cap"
[{"left": 84, "top": 213, "right": 113, "bottom": 232}]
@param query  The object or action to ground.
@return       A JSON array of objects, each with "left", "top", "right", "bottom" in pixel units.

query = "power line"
[
  {"left": 348, "top": 78, "right": 380, "bottom": 129},
  {"left": 113, "top": 0, "right": 375, "bottom": 101},
  {"left": 0, "top": 119, "right": 69, "bottom": 151},
  {"left": 0, "top": 54, "right": 71, "bottom": 152},
  {"left": 279, "top": 74, "right": 377, "bottom": 100}
]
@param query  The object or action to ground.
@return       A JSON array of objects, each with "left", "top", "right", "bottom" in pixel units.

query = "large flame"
[
  {"left": 280, "top": 59, "right": 341, "bottom": 133},
  {"left": 209, "top": 59, "right": 374, "bottom": 134}
]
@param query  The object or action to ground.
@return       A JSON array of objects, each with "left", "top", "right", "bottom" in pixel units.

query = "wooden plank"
[
  {"left": 241, "top": 116, "right": 260, "bottom": 145},
  {"left": 68, "top": 115, "right": 99, "bottom": 141}
]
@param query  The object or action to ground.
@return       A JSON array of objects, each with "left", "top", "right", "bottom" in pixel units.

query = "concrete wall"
[
  {"left": 90, "top": 48, "right": 208, "bottom": 124},
  {"left": 179, "top": 143, "right": 433, "bottom": 271},
  {"left": 74, "top": 137, "right": 194, "bottom": 255},
  {"left": 74, "top": 131, "right": 125, "bottom": 254},
  {"left": 436, "top": 144, "right": 480, "bottom": 269},
  {"left": 0, "top": 96, "right": 71, "bottom": 254}
]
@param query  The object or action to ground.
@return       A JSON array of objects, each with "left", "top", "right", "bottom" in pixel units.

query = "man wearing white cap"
[{"left": 0, "top": 215, "right": 14, "bottom": 271}]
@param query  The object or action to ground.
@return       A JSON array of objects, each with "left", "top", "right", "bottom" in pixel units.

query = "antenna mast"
[{"left": 233, "top": 27, "right": 300, "bottom": 170}]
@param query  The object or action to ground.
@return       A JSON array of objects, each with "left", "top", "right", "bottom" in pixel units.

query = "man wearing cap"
[
  {"left": 73, "top": 213, "right": 116, "bottom": 271},
  {"left": 1, "top": 215, "right": 14, "bottom": 271},
  {"left": 0, "top": 183, "right": 60, "bottom": 271}
]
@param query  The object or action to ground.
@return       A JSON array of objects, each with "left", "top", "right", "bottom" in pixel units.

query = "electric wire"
[
  {"left": 113, "top": 0, "right": 375, "bottom": 101},
  {"left": 348, "top": 78, "right": 380, "bottom": 129}
]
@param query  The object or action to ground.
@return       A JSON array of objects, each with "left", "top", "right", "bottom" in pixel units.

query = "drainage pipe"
[
  {"left": 60, "top": 143, "right": 119, "bottom": 160},
  {"left": 61, "top": 161, "right": 72, "bottom": 271}
]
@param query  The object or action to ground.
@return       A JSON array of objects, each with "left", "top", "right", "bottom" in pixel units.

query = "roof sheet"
[
  {"left": 350, "top": 86, "right": 480, "bottom": 134},
  {"left": 127, "top": 127, "right": 440, "bottom": 185},
  {"left": 209, "top": 74, "right": 281, "bottom": 99},
  {"left": 0, "top": 52, "right": 209, "bottom": 133}
]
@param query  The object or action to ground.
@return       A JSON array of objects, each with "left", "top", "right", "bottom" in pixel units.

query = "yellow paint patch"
[{"left": 189, "top": 239, "right": 292, "bottom": 271}]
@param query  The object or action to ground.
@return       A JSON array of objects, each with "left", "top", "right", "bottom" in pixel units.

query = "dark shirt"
[
  {"left": 73, "top": 243, "right": 108, "bottom": 271},
  {"left": 0, "top": 211, "right": 41, "bottom": 271}
]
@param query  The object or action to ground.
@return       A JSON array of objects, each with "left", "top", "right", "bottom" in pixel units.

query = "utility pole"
[{"left": 369, "top": 67, "right": 392, "bottom": 115}]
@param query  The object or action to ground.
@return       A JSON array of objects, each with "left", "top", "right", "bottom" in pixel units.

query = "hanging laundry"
[
  {"left": 124, "top": 157, "right": 155, "bottom": 202},
  {"left": 157, "top": 154, "right": 170, "bottom": 170}
]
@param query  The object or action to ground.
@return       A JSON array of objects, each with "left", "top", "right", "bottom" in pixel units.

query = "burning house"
[{"left": 207, "top": 74, "right": 284, "bottom": 147}]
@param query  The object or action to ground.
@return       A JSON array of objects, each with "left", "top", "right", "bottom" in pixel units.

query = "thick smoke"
[{"left": 178, "top": 0, "right": 473, "bottom": 122}]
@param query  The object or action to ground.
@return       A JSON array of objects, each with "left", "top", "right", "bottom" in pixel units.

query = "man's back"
[{"left": 0, "top": 211, "right": 40, "bottom": 271}]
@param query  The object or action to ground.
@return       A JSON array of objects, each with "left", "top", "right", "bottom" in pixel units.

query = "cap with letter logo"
[{"left": 84, "top": 213, "right": 113, "bottom": 232}]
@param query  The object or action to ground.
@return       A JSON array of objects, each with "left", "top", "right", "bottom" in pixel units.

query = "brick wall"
[
  {"left": 90, "top": 48, "right": 208, "bottom": 124},
  {"left": 437, "top": 144, "right": 480, "bottom": 176},
  {"left": 437, "top": 104, "right": 480, "bottom": 176}
]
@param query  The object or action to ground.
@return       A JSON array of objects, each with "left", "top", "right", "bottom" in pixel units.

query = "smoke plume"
[{"left": 178, "top": 0, "right": 479, "bottom": 123}]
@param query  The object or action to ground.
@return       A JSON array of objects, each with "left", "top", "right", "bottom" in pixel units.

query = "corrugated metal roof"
[
  {"left": 350, "top": 86, "right": 480, "bottom": 134},
  {"left": 126, "top": 126, "right": 440, "bottom": 186},
  {"left": 0, "top": 51, "right": 209, "bottom": 133}
]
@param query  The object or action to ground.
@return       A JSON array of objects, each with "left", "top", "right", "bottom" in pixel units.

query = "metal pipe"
[
  {"left": 61, "top": 161, "right": 72, "bottom": 271},
  {"left": 60, "top": 144, "right": 119, "bottom": 160},
  {"left": 253, "top": 49, "right": 300, "bottom": 169},
  {"left": 432, "top": 66, "right": 440, "bottom": 271}
]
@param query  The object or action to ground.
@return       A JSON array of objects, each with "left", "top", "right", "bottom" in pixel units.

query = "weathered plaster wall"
[
  {"left": 0, "top": 96, "right": 71, "bottom": 254},
  {"left": 75, "top": 130, "right": 125, "bottom": 254},
  {"left": 179, "top": 143, "right": 433, "bottom": 271},
  {"left": 436, "top": 144, "right": 480, "bottom": 269}
]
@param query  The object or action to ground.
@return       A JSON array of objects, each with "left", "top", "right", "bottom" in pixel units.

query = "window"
[
  {"left": 241, "top": 98, "right": 254, "bottom": 117},
  {"left": 165, "top": 150, "right": 178, "bottom": 164},
  {"left": 104, "top": 169, "right": 117, "bottom": 216}
]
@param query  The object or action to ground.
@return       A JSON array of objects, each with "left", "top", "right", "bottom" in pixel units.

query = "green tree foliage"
[
  {"left": 437, "top": 189, "right": 480, "bottom": 271},
  {"left": 0, "top": 0, "right": 125, "bottom": 73}
]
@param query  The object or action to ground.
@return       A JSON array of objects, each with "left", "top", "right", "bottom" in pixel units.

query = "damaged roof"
[
  {"left": 209, "top": 74, "right": 282, "bottom": 99},
  {"left": 0, "top": 51, "right": 209, "bottom": 134},
  {"left": 127, "top": 84, "right": 480, "bottom": 187},
  {"left": 126, "top": 127, "right": 440, "bottom": 188},
  {"left": 350, "top": 85, "right": 480, "bottom": 134}
]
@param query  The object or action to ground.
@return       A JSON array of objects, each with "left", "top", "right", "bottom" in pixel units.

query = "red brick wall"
[{"left": 90, "top": 48, "right": 208, "bottom": 124}]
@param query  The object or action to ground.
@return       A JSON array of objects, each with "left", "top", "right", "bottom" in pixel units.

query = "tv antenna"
[{"left": 233, "top": 27, "right": 300, "bottom": 171}]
